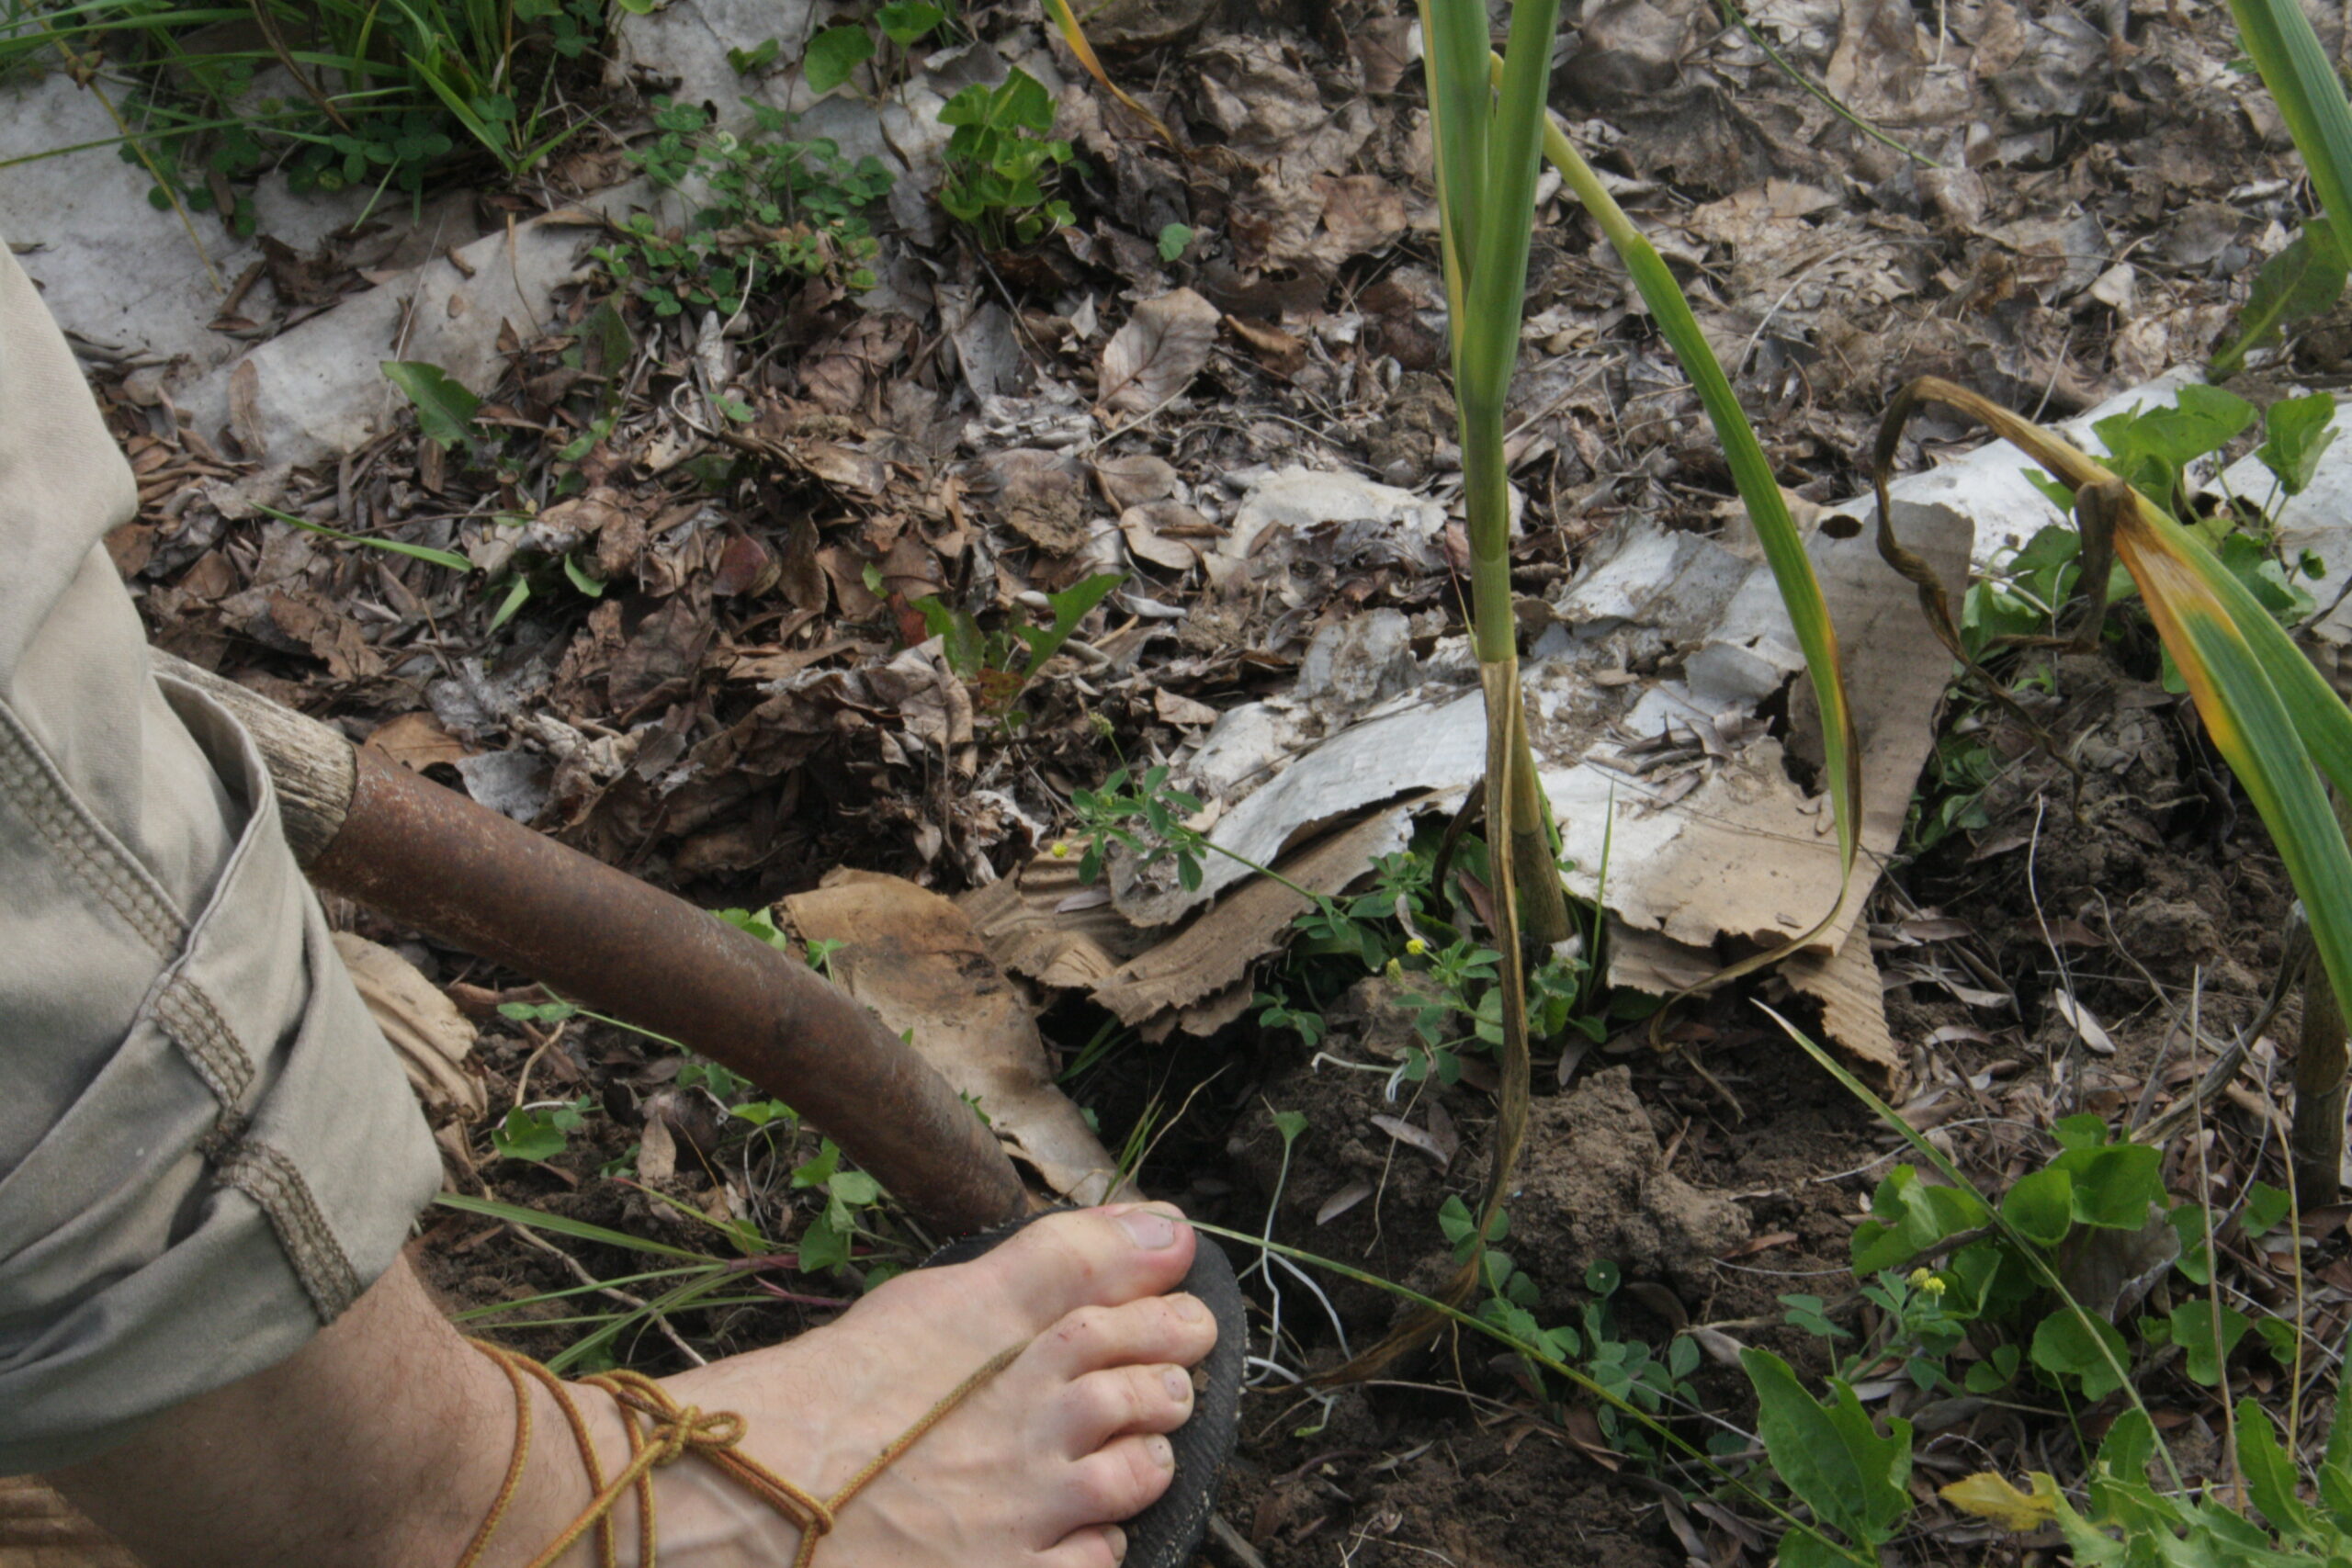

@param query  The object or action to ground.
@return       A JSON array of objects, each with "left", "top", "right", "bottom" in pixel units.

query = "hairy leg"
[{"left": 50, "top": 1203, "right": 1213, "bottom": 1568}]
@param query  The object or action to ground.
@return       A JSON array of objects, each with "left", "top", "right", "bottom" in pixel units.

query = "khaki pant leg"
[{"left": 0, "top": 243, "right": 440, "bottom": 1473}]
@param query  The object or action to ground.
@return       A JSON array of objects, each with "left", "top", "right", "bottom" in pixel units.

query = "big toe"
[{"left": 973, "top": 1205, "right": 1200, "bottom": 1329}]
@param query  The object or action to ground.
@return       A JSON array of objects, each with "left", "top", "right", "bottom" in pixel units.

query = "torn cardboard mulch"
[{"left": 960, "top": 471, "right": 1975, "bottom": 1086}]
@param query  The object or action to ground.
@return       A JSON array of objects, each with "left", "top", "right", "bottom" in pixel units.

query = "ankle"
[{"left": 459, "top": 1369, "right": 644, "bottom": 1568}]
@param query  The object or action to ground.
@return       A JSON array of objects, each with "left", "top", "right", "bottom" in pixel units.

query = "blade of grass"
[
  {"left": 448, "top": 1264, "right": 717, "bottom": 1321},
  {"left": 2229, "top": 0, "right": 2352, "bottom": 255},
  {"left": 1417, "top": 0, "right": 1490, "bottom": 310},
  {"left": 2099, "top": 491, "right": 2352, "bottom": 1067},
  {"left": 1706, "top": 0, "right": 1939, "bottom": 166},
  {"left": 1036, "top": 0, "right": 1178, "bottom": 146},
  {"left": 248, "top": 500, "right": 474, "bottom": 571},
  {"left": 1331, "top": 0, "right": 1570, "bottom": 1383},
  {"left": 435, "top": 1192, "right": 709, "bottom": 1259},
  {"left": 35, "top": 25, "right": 224, "bottom": 291},
  {"left": 1517, "top": 67, "right": 1862, "bottom": 997}
]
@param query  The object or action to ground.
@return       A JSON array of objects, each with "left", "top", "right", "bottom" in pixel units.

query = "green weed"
[
  {"left": 1438, "top": 1196, "right": 1704, "bottom": 1468},
  {"left": 799, "top": 0, "right": 947, "bottom": 96},
  {"left": 1069, "top": 765, "right": 1624, "bottom": 1085},
  {"left": 492, "top": 1094, "right": 595, "bottom": 1161},
  {"left": 1740, "top": 1010, "right": 2352, "bottom": 1565},
  {"left": 594, "top": 98, "right": 892, "bottom": 317},
  {"left": 7, "top": 0, "right": 616, "bottom": 214},
  {"left": 913, "top": 572, "right": 1122, "bottom": 729},
  {"left": 936, "top": 67, "right": 1077, "bottom": 247},
  {"left": 787, "top": 1138, "right": 888, "bottom": 1274},
  {"left": 1905, "top": 386, "right": 2337, "bottom": 851},
  {"left": 1995, "top": 387, "right": 2332, "bottom": 684}
]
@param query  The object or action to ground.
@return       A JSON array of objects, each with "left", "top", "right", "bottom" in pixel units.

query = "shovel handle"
[{"left": 153, "top": 650, "right": 1031, "bottom": 1237}]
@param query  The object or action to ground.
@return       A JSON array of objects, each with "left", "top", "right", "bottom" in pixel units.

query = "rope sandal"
[
  {"left": 458, "top": 1213, "right": 1246, "bottom": 1568},
  {"left": 455, "top": 1337, "right": 1026, "bottom": 1568}
]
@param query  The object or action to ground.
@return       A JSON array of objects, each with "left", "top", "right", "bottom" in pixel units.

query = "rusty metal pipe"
[{"left": 156, "top": 652, "right": 1029, "bottom": 1237}]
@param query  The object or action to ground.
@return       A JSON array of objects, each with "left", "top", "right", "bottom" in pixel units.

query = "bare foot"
[{"left": 502, "top": 1204, "right": 1216, "bottom": 1568}]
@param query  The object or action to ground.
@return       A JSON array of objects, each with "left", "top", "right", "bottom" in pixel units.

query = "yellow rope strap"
[{"left": 456, "top": 1337, "right": 1029, "bottom": 1568}]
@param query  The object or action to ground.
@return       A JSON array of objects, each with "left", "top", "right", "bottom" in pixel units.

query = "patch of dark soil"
[
  {"left": 1908, "top": 649, "right": 2297, "bottom": 1075},
  {"left": 1210, "top": 982, "right": 1881, "bottom": 1564},
  {"left": 1222, "top": 1408, "right": 1677, "bottom": 1567}
]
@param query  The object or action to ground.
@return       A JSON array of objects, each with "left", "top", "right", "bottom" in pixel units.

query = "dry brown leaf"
[
  {"left": 1310, "top": 174, "right": 1408, "bottom": 264},
  {"left": 1370, "top": 1113, "right": 1453, "bottom": 1168},
  {"left": 1224, "top": 314, "right": 1306, "bottom": 376},
  {"left": 1093, "top": 454, "right": 1179, "bottom": 511},
  {"left": 332, "top": 932, "right": 484, "bottom": 1122},
  {"left": 981, "top": 449, "right": 1091, "bottom": 555},
  {"left": 1155, "top": 688, "right": 1220, "bottom": 727},
  {"left": 1317, "top": 1178, "right": 1374, "bottom": 1224},
  {"left": 638, "top": 1111, "right": 679, "bottom": 1184},
  {"left": 1120, "top": 500, "right": 1213, "bottom": 572},
  {"left": 783, "top": 871, "right": 1131, "bottom": 1204},
  {"left": 1098, "top": 288, "right": 1221, "bottom": 416},
  {"left": 365, "top": 711, "right": 474, "bottom": 772},
  {"left": 2053, "top": 989, "right": 2116, "bottom": 1055},
  {"left": 798, "top": 442, "right": 888, "bottom": 496}
]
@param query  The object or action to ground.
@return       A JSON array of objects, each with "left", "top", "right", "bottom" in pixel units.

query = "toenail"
[
  {"left": 1104, "top": 1525, "right": 1128, "bottom": 1562},
  {"left": 1170, "top": 1292, "right": 1207, "bottom": 1323},
  {"left": 1148, "top": 1435, "right": 1175, "bottom": 1470},
  {"left": 1116, "top": 1207, "right": 1181, "bottom": 1249},
  {"left": 1163, "top": 1368, "right": 1191, "bottom": 1401}
]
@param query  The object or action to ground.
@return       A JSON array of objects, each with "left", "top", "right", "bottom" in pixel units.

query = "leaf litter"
[{"left": 19, "top": 0, "right": 2352, "bottom": 1551}]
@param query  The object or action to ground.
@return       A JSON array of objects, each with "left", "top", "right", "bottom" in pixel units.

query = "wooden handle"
[
  {"left": 146, "top": 648, "right": 1031, "bottom": 1235},
  {"left": 152, "top": 650, "right": 355, "bottom": 865}
]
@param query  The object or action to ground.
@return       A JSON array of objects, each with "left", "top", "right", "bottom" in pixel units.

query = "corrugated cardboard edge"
[{"left": 1784, "top": 921, "right": 1905, "bottom": 1094}]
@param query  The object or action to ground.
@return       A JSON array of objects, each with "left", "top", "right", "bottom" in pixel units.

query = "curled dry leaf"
[
  {"left": 637, "top": 1110, "right": 679, "bottom": 1184},
  {"left": 1317, "top": 1177, "right": 1374, "bottom": 1224},
  {"left": 332, "top": 932, "right": 484, "bottom": 1122},
  {"left": 1098, "top": 288, "right": 1221, "bottom": 416},
  {"left": 1122, "top": 502, "right": 1204, "bottom": 571},
  {"left": 2052, "top": 989, "right": 2116, "bottom": 1055},
  {"left": 1092, "top": 453, "right": 1179, "bottom": 510},
  {"left": 1225, "top": 314, "right": 1306, "bottom": 377},
  {"left": 783, "top": 870, "right": 1133, "bottom": 1203},
  {"left": 365, "top": 710, "right": 474, "bottom": 771},
  {"left": 1155, "top": 688, "right": 1220, "bottom": 727},
  {"left": 712, "top": 533, "right": 780, "bottom": 597},
  {"left": 1370, "top": 1112, "right": 1453, "bottom": 1168}
]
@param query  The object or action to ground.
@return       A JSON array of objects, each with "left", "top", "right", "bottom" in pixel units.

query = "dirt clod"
[{"left": 1513, "top": 1066, "right": 1749, "bottom": 1298}]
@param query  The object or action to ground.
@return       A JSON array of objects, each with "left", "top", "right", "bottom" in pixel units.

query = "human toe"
[
  {"left": 1043, "top": 1524, "right": 1127, "bottom": 1568},
  {"left": 984, "top": 1204, "right": 1199, "bottom": 1325},
  {"left": 1059, "top": 1434, "right": 1178, "bottom": 1529},
  {"left": 1033, "top": 1293, "right": 1216, "bottom": 1383},
  {"left": 1056, "top": 1362, "right": 1194, "bottom": 1456}
]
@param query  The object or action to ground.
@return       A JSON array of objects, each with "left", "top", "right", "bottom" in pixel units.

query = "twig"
[
  {"left": 498, "top": 1218, "right": 709, "bottom": 1367},
  {"left": 1205, "top": 1511, "right": 1271, "bottom": 1568},
  {"left": 2134, "top": 908, "right": 2309, "bottom": 1145}
]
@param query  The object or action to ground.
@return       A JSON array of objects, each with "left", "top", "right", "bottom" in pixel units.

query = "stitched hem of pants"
[
  {"left": 0, "top": 691, "right": 354, "bottom": 1322},
  {"left": 152, "top": 974, "right": 256, "bottom": 1110},
  {"left": 0, "top": 699, "right": 182, "bottom": 956},
  {"left": 211, "top": 1139, "right": 363, "bottom": 1319}
]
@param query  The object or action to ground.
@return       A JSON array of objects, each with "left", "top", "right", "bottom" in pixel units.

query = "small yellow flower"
[
  {"left": 1907, "top": 1267, "right": 1947, "bottom": 1295},
  {"left": 1051, "top": 841, "right": 1072, "bottom": 859},
  {"left": 1404, "top": 937, "right": 1428, "bottom": 957},
  {"left": 1385, "top": 957, "right": 1405, "bottom": 980}
]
